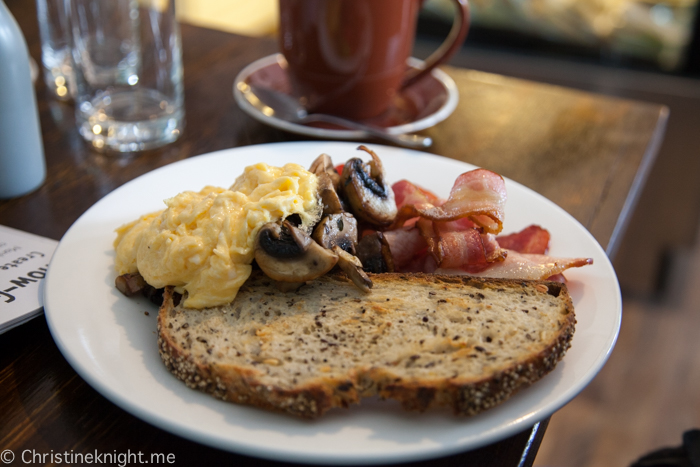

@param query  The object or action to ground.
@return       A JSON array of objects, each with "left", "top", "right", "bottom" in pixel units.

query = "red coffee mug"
[{"left": 279, "top": 0, "right": 470, "bottom": 120}]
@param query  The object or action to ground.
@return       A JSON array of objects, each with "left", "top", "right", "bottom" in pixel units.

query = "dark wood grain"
[{"left": 0, "top": 0, "right": 666, "bottom": 465}]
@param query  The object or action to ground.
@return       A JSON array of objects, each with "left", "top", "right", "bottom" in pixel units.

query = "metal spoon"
[{"left": 242, "top": 84, "right": 432, "bottom": 148}]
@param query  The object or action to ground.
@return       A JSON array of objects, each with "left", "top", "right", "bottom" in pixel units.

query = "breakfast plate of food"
[{"left": 43, "top": 141, "right": 621, "bottom": 465}]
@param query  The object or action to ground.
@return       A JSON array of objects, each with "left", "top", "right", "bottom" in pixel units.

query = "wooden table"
[{"left": 0, "top": 1, "right": 667, "bottom": 465}]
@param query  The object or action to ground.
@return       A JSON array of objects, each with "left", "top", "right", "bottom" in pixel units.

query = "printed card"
[{"left": 0, "top": 224, "right": 58, "bottom": 334}]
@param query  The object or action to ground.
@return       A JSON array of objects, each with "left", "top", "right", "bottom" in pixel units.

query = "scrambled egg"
[{"left": 114, "top": 163, "right": 320, "bottom": 308}]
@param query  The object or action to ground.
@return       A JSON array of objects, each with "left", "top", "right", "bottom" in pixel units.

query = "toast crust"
[{"left": 157, "top": 272, "right": 575, "bottom": 419}]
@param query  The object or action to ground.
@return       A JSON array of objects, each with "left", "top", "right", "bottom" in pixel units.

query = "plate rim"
[
  {"left": 43, "top": 141, "right": 621, "bottom": 465},
  {"left": 233, "top": 54, "right": 459, "bottom": 140}
]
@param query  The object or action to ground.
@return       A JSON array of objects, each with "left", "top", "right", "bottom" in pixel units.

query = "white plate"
[
  {"left": 44, "top": 142, "right": 621, "bottom": 465},
  {"left": 233, "top": 54, "right": 459, "bottom": 140}
]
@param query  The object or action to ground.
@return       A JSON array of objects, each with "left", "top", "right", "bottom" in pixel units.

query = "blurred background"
[
  {"left": 175, "top": 0, "right": 700, "bottom": 73},
  {"left": 175, "top": 1, "right": 700, "bottom": 465},
  {"left": 423, "top": 0, "right": 699, "bottom": 73}
]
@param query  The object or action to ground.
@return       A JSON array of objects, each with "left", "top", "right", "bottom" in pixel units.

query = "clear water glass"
[
  {"left": 66, "top": 0, "right": 184, "bottom": 152},
  {"left": 36, "top": 0, "right": 74, "bottom": 100}
]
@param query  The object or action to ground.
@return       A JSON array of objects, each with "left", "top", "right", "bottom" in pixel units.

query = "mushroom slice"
[
  {"left": 317, "top": 172, "right": 345, "bottom": 216},
  {"left": 356, "top": 231, "right": 395, "bottom": 273},
  {"left": 312, "top": 213, "right": 358, "bottom": 254},
  {"left": 255, "top": 221, "right": 338, "bottom": 282},
  {"left": 310, "top": 154, "right": 344, "bottom": 215},
  {"left": 340, "top": 146, "right": 397, "bottom": 226},
  {"left": 115, "top": 272, "right": 147, "bottom": 297},
  {"left": 115, "top": 272, "right": 165, "bottom": 305},
  {"left": 331, "top": 246, "right": 372, "bottom": 293},
  {"left": 309, "top": 153, "right": 340, "bottom": 187}
]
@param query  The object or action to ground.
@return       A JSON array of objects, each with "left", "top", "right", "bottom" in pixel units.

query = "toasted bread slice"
[{"left": 157, "top": 272, "right": 575, "bottom": 419}]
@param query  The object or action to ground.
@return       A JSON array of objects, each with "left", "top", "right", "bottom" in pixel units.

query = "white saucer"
[{"left": 233, "top": 54, "right": 459, "bottom": 140}]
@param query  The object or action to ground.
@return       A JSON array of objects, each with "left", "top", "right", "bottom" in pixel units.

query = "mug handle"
[{"left": 402, "top": 0, "right": 470, "bottom": 89}]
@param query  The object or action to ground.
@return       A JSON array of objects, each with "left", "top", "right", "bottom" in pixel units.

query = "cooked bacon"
[
  {"left": 496, "top": 225, "right": 551, "bottom": 255},
  {"left": 400, "top": 251, "right": 438, "bottom": 273},
  {"left": 439, "top": 217, "right": 478, "bottom": 230},
  {"left": 409, "top": 218, "right": 506, "bottom": 271},
  {"left": 392, "top": 179, "right": 441, "bottom": 209},
  {"left": 494, "top": 226, "right": 578, "bottom": 281},
  {"left": 547, "top": 273, "right": 567, "bottom": 283},
  {"left": 392, "top": 169, "right": 507, "bottom": 234},
  {"left": 436, "top": 250, "right": 593, "bottom": 280},
  {"left": 431, "top": 219, "right": 504, "bottom": 262},
  {"left": 482, "top": 233, "right": 508, "bottom": 263},
  {"left": 415, "top": 218, "right": 439, "bottom": 261},
  {"left": 434, "top": 226, "right": 486, "bottom": 269},
  {"left": 382, "top": 226, "right": 427, "bottom": 270},
  {"left": 435, "top": 222, "right": 505, "bottom": 269},
  {"left": 391, "top": 180, "right": 442, "bottom": 228},
  {"left": 383, "top": 175, "right": 591, "bottom": 281}
]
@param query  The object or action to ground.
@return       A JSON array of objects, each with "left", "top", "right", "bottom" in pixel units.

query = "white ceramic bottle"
[{"left": 0, "top": 0, "right": 46, "bottom": 199}]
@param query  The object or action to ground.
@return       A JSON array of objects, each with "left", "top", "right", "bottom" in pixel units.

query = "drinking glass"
[
  {"left": 36, "top": 0, "right": 74, "bottom": 100},
  {"left": 66, "top": 0, "right": 184, "bottom": 152}
]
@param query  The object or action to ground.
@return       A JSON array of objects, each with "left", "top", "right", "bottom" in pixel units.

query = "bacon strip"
[
  {"left": 386, "top": 177, "right": 591, "bottom": 281},
  {"left": 496, "top": 225, "right": 551, "bottom": 255},
  {"left": 437, "top": 250, "right": 593, "bottom": 280},
  {"left": 434, "top": 221, "right": 506, "bottom": 268},
  {"left": 407, "top": 253, "right": 438, "bottom": 273},
  {"left": 382, "top": 226, "right": 428, "bottom": 270},
  {"left": 436, "top": 227, "right": 487, "bottom": 270},
  {"left": 482, "top": 233, "right": 507, "bottom": 263},
  {"left": 391, "top": 180, "right": 442, "bottom": 228},
  {"left": 409, "top": 218, "right": 506, "bottom": 271},
  {"left": 392, "top": 179, "right": 441, "bottom": 209},
  {"left": 393, "top": 169, "right": 507, "bottom": 234}
]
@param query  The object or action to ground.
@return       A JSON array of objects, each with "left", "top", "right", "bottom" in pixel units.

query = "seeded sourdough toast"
[{"left": 157, "top": 271, "right": 575, "bottom": 419}]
